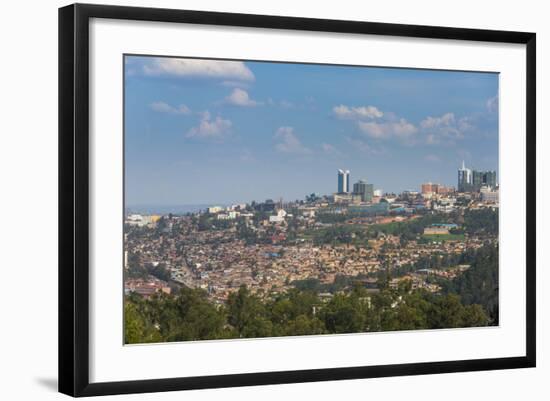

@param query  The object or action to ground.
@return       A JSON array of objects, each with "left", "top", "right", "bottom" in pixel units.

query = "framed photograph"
[{"left": 59, "top": 3, "right": 536, "bottom": 397}]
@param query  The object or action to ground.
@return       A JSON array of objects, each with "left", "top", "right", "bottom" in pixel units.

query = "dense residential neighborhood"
[{"left": 124, "top": 165, "right": 499, "bottom": 343}]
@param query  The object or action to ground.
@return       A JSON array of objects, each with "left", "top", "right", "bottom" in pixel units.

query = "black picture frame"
[{"left": 59, "top": 3, "right": 536, "bottom": 397}]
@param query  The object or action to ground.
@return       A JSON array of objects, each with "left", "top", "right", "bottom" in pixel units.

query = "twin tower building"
[{"left": 337, "top": 169, "right": 374, "bottom": 203}]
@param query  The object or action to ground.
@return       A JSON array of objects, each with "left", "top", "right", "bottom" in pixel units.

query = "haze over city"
[{"left": 125, "top": 56, "right": 498, "bottom": 208}]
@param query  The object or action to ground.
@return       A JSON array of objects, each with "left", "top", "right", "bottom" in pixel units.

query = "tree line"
[
  {"left": 439, "top": 243, "right": 499, "bottom": 323},
  {"left": 125, "top": 276, "right": 493, "bottom": 344}
]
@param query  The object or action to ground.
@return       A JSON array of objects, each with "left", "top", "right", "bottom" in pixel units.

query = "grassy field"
[{"left": 421, "top": 233, "right": 465, "bottom": 242}]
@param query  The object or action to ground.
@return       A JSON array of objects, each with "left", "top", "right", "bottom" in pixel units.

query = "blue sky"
[{"left": 125, "top": 55, "right": 498, "bottom": 206}]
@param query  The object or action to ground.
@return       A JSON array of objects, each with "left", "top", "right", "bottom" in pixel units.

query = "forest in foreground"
[{"left": 125, "top": 244, "right": 498, "bottom": 344}]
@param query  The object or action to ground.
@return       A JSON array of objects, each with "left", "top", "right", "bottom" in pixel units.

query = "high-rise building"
[
  {"left": 353, "top": 179, "right": 374, "bottom": 202},
  {"left": 458, "top": 160, "right": 473, "bottom": 192},
  {"left": 337, "top": 169, "right": 350, "bottom": 193},
  {"left": 486, "top": 171, "right": 497, "bottom": 189},
  {"left": 473, "top": 170, "right": 497, "bottom": 191},
  {"left": 458, "top": 161, "right": 497, "bottom": 192}
]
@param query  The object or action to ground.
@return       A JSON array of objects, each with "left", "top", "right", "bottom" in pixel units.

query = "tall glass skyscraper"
[
  {"left": 458, "top": 161, "right": 497, "bottom": 192},
  {"left": 458, "top": 160, "right": 472, "bottom": 192},
  {"left": 337, "top": 169, "right": 350, "bottom": 193},
  {"left": 473, "top": 170, "right": 497, "bottom": 191},
  {"left": 353, "top": 180, "right": 374, "bottom": 202}
]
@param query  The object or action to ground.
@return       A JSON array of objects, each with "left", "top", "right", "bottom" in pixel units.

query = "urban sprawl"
[{"left": 124, "top": 161, "right": 499, "bottom": 306}]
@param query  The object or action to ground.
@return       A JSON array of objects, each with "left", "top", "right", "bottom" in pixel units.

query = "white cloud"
[
  {"left": 274, "top": 127, "right": 311, "bottom": 154},
  {"left": 334, "top": 104, "right": 416, "bottom": 144},
  {"left": 225, "top": 88, "right": 261, "bottom": 107},
  {"left": 150, "top": 101, "right": 191, "bottom": 115},
  {"left": 357, "top": 118, "right": 417, "bottom": 140},
  {"left": 186, "top": 111, "right": 232, "bottom": 140},
  {"left": 333, "top": 102, "right": 485, "bottom": 147},
  {"left": 486, "top": 94, "right": 499, "bottom": 113},
  {"left": 333, "top": 104, "right": 384, "bottom": 120},
  {"left": 345, "top": 137, "right": 384, "bottom": 155},
  {"left": 421, "top": 112, "right": 455, "bottom": 130},
  {"left": 143, "top": 58, "right": 255, "bottom": 81},
  {"left": 420, "top": 112, "right": 468, "bottom": 145}
]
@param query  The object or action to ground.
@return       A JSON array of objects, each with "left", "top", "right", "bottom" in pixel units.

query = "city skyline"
[
  {"left": 125, "top": 56, "right": 499, "bottom": 207},
  {"left": 125, "top": 161, "right": 495, "bottom": 213}
]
